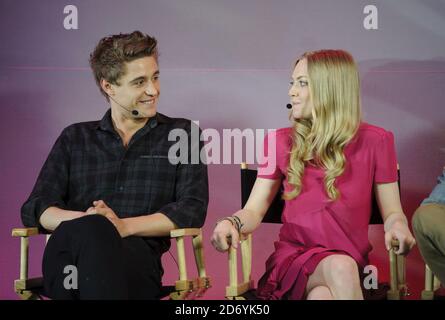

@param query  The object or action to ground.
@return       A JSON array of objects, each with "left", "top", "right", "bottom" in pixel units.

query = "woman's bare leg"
[
  {"left": 305, "top": 254, "right": 363, "bottom": 300},
  {"left": 306, "top": 285, "right": 333, "bottom": 300}
]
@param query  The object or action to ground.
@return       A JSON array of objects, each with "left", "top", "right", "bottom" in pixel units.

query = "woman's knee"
[
  {"left": 324, "top": 255, "right": 360, "bottom": 285},
  {"left": 306, "top": 286, "right": 333, "bottom": 300}
]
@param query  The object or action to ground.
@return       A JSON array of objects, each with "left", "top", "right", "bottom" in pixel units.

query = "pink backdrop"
[{"left": 1, "top": 0, "right": 445, "bottom": 299}]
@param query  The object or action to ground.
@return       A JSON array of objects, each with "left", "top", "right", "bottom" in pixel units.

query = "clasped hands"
[{"left": 86, "top": 200, "right": 130, "bottom": 237}]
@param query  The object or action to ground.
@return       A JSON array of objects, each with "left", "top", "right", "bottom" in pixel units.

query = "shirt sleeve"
[
  {"left": 21, "top": 128, "right": 71, "bottom": 229},
  {"left": 374, "top": 130, "right": 398, "bottom": 184},
  {"left": 257, "top": 130, "right": 282, "bottom": 180},
  {"left": 421, "top": 168, "right": 445, "bottom": 205},
  {"left": 157, "top": 122, "right": 209, "bottom": 229}
]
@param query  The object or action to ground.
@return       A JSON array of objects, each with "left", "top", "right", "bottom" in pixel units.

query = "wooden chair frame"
[
  {"left": 421, "top": 265, "right": 441, "bottom": 300},
  {"left": 12, "top": 227, "right": 211, "bottom": 300}
]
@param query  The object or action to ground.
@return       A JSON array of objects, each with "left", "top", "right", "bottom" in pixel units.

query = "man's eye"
[{"left": 135, "top": 80, "right": 144, "bottom": 86}]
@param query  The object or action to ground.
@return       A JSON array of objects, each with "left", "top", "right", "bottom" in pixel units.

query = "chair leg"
[
  {"left": 225, "top": 235, "right": 255, "bottom": 299},
  {"left": 422, "top": 265, "right": 435, "bottom": 300},
  {"left": 171, "top": 236, "right": 196, "bottom": 300},
  {"left": 396, "top": 255, "right": 410, "bottom": 297},
  {"left": 240, "top": 234, "right": 252, "bottom": 285},
  {"left": 169, "top": 290, "right": 193, "bottom": 300},
  {"left": 176, "top": 236, "right": 188, "bottom": 281},
  {"left": 19, "top": 237, "right": 29, "bottom": 281},
  {"left": 228, "top": 247, "right": 238, "bottom": 287},
  {"left": 192, "top": 232, "right": 211, "bottom": 297},
  {"left": 434, "top": 276, "right": 441, "bottom": 290},
  {"left": 15, "top": 236, "right": 37, "bottom": 300},
  {"left": 16, "top": 290, "right": 42, "bottom": 300},
  {"left": 387, "top": 247, "right": 400, "bottom": 300}
]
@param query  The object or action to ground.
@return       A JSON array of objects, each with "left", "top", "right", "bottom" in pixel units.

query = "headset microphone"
[
  {"left": 108, "top": 94, "right": 140, "bottom": 116},
  {"left": 286, "top": 103, "right": 292, "bottom": 109}
]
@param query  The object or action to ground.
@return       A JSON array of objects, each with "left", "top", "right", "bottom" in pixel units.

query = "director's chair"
[
  {"left": 225, "top": 163, "right": 408, "bottom": 300},
  {"left": 12, "top": 226, "right": 211, "bottom": 300}
]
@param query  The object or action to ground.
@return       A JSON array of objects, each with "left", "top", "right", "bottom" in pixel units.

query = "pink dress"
[{"left": 255, "top": 122, "right": 398, "bottom": 300}]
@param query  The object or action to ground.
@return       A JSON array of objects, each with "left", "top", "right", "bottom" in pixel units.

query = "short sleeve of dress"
[
  {"left": 374, "top": 130, "right": 398, "bottom": 183},
  {"left": 257, "top": 130, "right": 282, "bottom": 180}
]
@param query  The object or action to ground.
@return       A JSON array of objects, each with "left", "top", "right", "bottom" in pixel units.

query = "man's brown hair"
[{"left": 89, "top": 31, "right": 158, "bottom": 101}]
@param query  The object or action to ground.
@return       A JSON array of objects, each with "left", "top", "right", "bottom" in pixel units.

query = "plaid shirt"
[{"left": 21, "top": 109, "right": 208, "bottom": 253}]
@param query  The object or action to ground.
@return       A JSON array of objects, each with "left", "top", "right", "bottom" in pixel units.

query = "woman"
[{"left": 211, "top": 50, "right": 416, "bottom": 300}]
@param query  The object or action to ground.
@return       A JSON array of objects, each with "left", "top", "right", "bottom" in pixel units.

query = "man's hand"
[{"left": 87, "top": 200, "right": 130, "bottom": 238}]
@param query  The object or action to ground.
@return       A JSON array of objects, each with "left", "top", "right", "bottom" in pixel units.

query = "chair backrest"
[{"left": 241, "top": 165, "right": 400, "bottom": 225}]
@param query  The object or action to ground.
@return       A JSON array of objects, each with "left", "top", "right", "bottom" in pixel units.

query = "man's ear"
[{"left": 101, "top": 79, "right": 114, "bottom": 96}]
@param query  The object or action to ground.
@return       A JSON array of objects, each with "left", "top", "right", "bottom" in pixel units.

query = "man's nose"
[{"left": 144, "top": 81, "right": 157, "bottom": 96}]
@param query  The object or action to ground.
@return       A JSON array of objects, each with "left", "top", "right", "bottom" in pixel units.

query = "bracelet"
[
  {"left": 231, "top": 215, "right": 244, "bottom": 234},
  {"left": 215, "top": 216, "right": 244, "bottom": 234},
  {"left": 215, "top": 217, "right": 235, "bottom": 227}
]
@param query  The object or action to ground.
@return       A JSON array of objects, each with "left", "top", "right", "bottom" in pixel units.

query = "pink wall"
[{"left": 1, "top": 0, "right": 445, "bottom": 299}]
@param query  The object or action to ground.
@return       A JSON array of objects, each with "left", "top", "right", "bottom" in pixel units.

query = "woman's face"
[{"left": 288, "top": 58, "right": 314, "bottom": 120}]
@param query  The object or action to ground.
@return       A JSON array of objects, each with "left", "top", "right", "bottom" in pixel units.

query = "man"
[
  {"left": 21, "top": 31, "right": 208, "bottom": 299},
  {"left": 412, "top": 166, "right": 445, "bottom": 284}
]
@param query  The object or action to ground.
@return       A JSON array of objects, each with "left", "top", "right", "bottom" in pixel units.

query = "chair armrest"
[
  {"left": 170, "top": 228, "right": 201, "bottom": 238},
  {"left": 12, "top": 228, "right": 40, "bottom": 237},
  {"left": 11, "top": 227, "right": 43, "bottom": 293},
  {"left": 169, "top": 227, "right": 211, "bottom": 299},
  {"left": 226, "top": 234, "right": 254, "bottom": 298}
]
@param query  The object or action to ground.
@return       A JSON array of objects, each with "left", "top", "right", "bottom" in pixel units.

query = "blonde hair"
[{"left": 283, "top": 49, "right": 362, "bottom": 201}]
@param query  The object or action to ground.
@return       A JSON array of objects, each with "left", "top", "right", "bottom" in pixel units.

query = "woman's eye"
[
  {"left": 289, "top": 81, "right": 294, "bottom": 86},
  {"left": 299, "top": 80, "right": 308, "bottom": 87}
]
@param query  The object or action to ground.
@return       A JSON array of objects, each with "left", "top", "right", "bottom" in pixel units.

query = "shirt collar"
[{"left": 96, "top": 109, "right": 170, "bottom": 133}]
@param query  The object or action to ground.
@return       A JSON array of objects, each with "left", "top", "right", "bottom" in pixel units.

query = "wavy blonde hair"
[{"left": 283, "top": 49, "right": 362, "bottom": 201}]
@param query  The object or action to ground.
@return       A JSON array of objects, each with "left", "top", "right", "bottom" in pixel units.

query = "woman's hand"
[
  {"left": 384, "top": 220, "right": 416, "bottom": 255},
  {"left": 210, "top": 219, "right": 240, "bottom": 252}
]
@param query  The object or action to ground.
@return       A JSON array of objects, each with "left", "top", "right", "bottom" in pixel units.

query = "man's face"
[{"left": 109, "top": 56, "right": 160, "bottom": 119}]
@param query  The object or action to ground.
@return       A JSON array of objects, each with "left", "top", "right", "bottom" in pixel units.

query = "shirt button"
[{"left": 118, "top": 186, "right": 124, "bottom": 191}]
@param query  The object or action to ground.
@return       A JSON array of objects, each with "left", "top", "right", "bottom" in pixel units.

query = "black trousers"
[{"left": 42, "top": 214, "right": 162, "bottom": 299}]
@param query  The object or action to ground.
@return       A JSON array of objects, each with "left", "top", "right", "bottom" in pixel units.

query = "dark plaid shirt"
[{"left": 21, "top": 109, "right": 208, "bottom": 254}]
